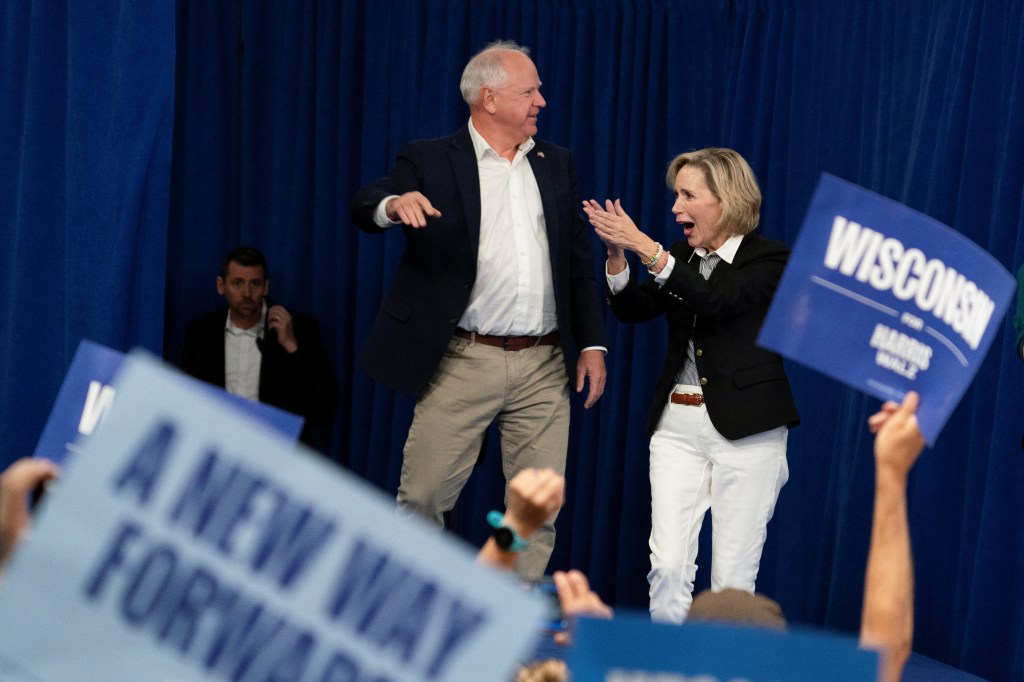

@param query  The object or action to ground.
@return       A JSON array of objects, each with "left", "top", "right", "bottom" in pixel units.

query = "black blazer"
[
  {"left": 609, "top": 234, "right": 800, "bottom": 439},
  {"left": 181, "top": 306, "right": 338, "bottom": 444},
  {"left": 351, "top": 125, "right": 607, "bottom": 395}
]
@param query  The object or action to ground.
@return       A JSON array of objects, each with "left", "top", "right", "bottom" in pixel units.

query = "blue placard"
[
  {"left": 1, "top": 351, "right": 544, "bottom": 681},
  {"left": 569, "top": 613, "right": 877, "bottom": 681},
  {"left": 33, "top": 339, "right": 304, "bottom": 466},
  {"left": 758, "top": 174, "right": 1015, "bottom": 444}
]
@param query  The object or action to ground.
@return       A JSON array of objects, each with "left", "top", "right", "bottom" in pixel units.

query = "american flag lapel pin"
[{"left": 537, "top": 151, "right": 545, "bottom": 158}]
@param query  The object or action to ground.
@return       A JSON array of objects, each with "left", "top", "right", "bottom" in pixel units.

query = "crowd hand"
[
  {"left": 267, "top": 305, "right": 298, "bottom": 353},
  {"left": 552, "top": 569, "right": 613, "bottom": 646},
  {"left": 504, "top": 468, "right": 565, "bottom": 539},
  {"left": 0, "top": 457, "right": 60, "bottom": 571},
  {"left": 868, "top": 391, "right": 926, "bottom": 477},
  {"left": 385, "top": 191, "right": 442, "bottom": 228}
]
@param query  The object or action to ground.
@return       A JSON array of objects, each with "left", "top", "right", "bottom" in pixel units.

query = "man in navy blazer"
[{"left": 351, "top": 40, "right": 607, "bottom": 578}]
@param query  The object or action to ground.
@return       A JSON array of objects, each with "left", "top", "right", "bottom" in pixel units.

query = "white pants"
[{"left": 647, "top": 385, "right": 789, "bottom": 624}]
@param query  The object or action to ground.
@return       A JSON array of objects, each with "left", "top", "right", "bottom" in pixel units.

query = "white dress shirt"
[
  {"left": 459, "top": 120, "right": 556, "bottom": 336},
  {"left": 606, "top": 235, "right": 744, "bottom": 385},
  {"left": 373, "top": 120, "right": 556, "bottom": 336},
  {"left": 223, "top": 303, "right": 266, "bottom": 401},
  {"left": 606, "top": 234, "right": 745, "bottom": 293}
]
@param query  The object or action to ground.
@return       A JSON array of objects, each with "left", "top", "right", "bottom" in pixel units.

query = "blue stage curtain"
[
  {"left": 0, "top": 3, "right": 175, "bottom": 457},
  {"left": 3, "top": 0, "right": 1023, "bottom": 679}
]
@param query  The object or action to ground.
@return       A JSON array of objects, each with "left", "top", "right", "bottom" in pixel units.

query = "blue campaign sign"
[
  {"left": 33, "top": 339, "right": 304, "bottom": 465},
  {"left": 569, "top": 613, "right": 877, "bottom": 681},
  {"left": 758, "top": 174, "right": 1015, "bottom": 444},
  {"left": 2, "top": 351, "right": 545, "bottom": 681}
]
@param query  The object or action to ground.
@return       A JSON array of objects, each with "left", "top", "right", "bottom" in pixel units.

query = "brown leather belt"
[
  {"left": 671, "top": 392, "right": 704, "bottom": 406},
  {"left": 455, "top": 328, "right": 560, "bottom": 351}
]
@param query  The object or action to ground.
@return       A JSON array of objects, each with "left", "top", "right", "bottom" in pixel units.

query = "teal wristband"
[{"left": 486, "top": 510, "right": 528, "bottom": 552}]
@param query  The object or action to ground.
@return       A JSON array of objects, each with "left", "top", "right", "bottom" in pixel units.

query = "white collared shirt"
[
  {"left": 224, "top": 303, "right": 266, "bottom": 401},
  {"left": 605, "top": 234, "right": 745, "bottom": 386},
  {"left": 373, "top": 120, "right": 556, "bottom": 336},
  {"left": 459, "top": 120, "right": 555, "bottom": 336},
  {"left": 606, "top": 234, "right": 745, "bottom": 293}
]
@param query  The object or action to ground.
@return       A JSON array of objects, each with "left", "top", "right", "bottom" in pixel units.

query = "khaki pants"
[{"left": 398, "top": 335, "right": 570, "bottom": 579}]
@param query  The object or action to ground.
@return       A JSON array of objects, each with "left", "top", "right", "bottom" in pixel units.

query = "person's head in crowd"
[
  {"left": 687, "top": 588, "right": 787, "bottom": 631},
  {"left": 0, "top": 457, "right": 60, "bottom": 579},
  {"left": 665, "top": 147, "right": 762, "bottom": 252},
  {"left": 216, "top": 246, "right": 269, "bottom": 330},
  {"left": 461, "top": 40, "right": 546, "bottom": 150},
  {"left": 515, "top": 658, "right": 567, "bottom": 682}
]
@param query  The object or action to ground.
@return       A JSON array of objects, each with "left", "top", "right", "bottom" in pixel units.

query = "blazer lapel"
[
  {"left": 528, "top": 145, "right": 559, "bottom": 268},
  {"left": 449, "top": 126, "right": 482, "bottom": 257}
]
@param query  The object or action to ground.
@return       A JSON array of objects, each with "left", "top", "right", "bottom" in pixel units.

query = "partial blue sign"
[
  {"left": 569, "top": 613, "right": 877, "bottom": 681},
  {"left": 758, "top": 174, "right": 1015, "bottom": 443},
  {"left": 3, "top": 351, "right": 544, "bottom": 681},
  {"left": 33, "top": 339, "right": 304, "bottom": 465}
]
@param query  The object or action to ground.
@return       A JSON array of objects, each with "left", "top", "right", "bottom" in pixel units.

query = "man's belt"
[
  {"left": 454, "top": 328, "right": 560, "bottom": 351},
  {"left": 670, "top": 392, "right": 704, "bottom": 406}
]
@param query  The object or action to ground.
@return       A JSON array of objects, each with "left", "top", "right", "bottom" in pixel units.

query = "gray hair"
[{"left": 460, "top": 40, "right": 531, "bottom": 105}]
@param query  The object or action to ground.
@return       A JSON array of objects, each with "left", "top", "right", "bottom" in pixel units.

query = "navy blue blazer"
[
  {"left": 351, "top": 125, "right": 607, "bottom": 395},
  {"left": 609, "top": 234, "right": 800, "bottom": 439}
]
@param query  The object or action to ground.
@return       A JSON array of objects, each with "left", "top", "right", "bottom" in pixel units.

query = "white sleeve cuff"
[
  {"left": 606, "top": 261, "right": 630, "bottom": 294},
  {"left": 372, "top": 195, "right": 401, "bottom": 227}
]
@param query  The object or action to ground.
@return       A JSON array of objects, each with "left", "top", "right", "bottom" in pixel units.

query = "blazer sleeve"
[
  {"left": 350, "top": 142, "right": 426, "bottom": 233},
  {"left": 563, "top": 152, "right": 609, "bottom": 350},
  {"left": 260, "top": 312, "right": 338, "bottom": 424}
]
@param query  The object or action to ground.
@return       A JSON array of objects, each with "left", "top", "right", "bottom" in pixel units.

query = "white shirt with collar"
[
  {"left": 373, "top": 122, "right": 607, "bottom": 354},
  {"left": 606, "top": 234, "right": 745, "bottom": 293},
  {"left": 459, "top": 120, "right": 556, "bottom": 336},
  {"left": 223, "top": 302, "right": 266, "bottom": 401},
  {"left": 374, "top": 119, "right": 556, "bottom": 336},
  {"left": 606, "top": 234, "right": 745, "bottom": 387}
]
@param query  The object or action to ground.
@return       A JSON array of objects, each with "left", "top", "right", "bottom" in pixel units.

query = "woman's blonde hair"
[{"left": 665, "top": 147, "right": 761, "bottom": 235}]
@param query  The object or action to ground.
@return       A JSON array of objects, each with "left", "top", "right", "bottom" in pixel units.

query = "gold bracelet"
[
  {"left": 642, "top": 242, "right": 662, "bottom": 268},
  {"left": 648, "top": 249, "right": 669, "bottom": 275}
]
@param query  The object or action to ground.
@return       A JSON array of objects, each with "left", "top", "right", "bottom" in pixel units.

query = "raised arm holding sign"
[{"left": 861, "top": 391, "right": 927, "bottom": 682}]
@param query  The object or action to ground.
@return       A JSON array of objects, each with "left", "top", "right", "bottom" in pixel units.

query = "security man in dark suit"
[{"left": 181, "top": 246, "right": 337, "bottom": 449}]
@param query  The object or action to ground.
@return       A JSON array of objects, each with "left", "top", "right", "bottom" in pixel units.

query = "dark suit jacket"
[
  {"left": 609, "top": 234, "right": 800, "bottom": 439},
  {"left": 181, "top": 306, "right": 338, "bottom": 444},
  {"left": 350, "top": 125, "right": 607, "bottom": 395}
]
